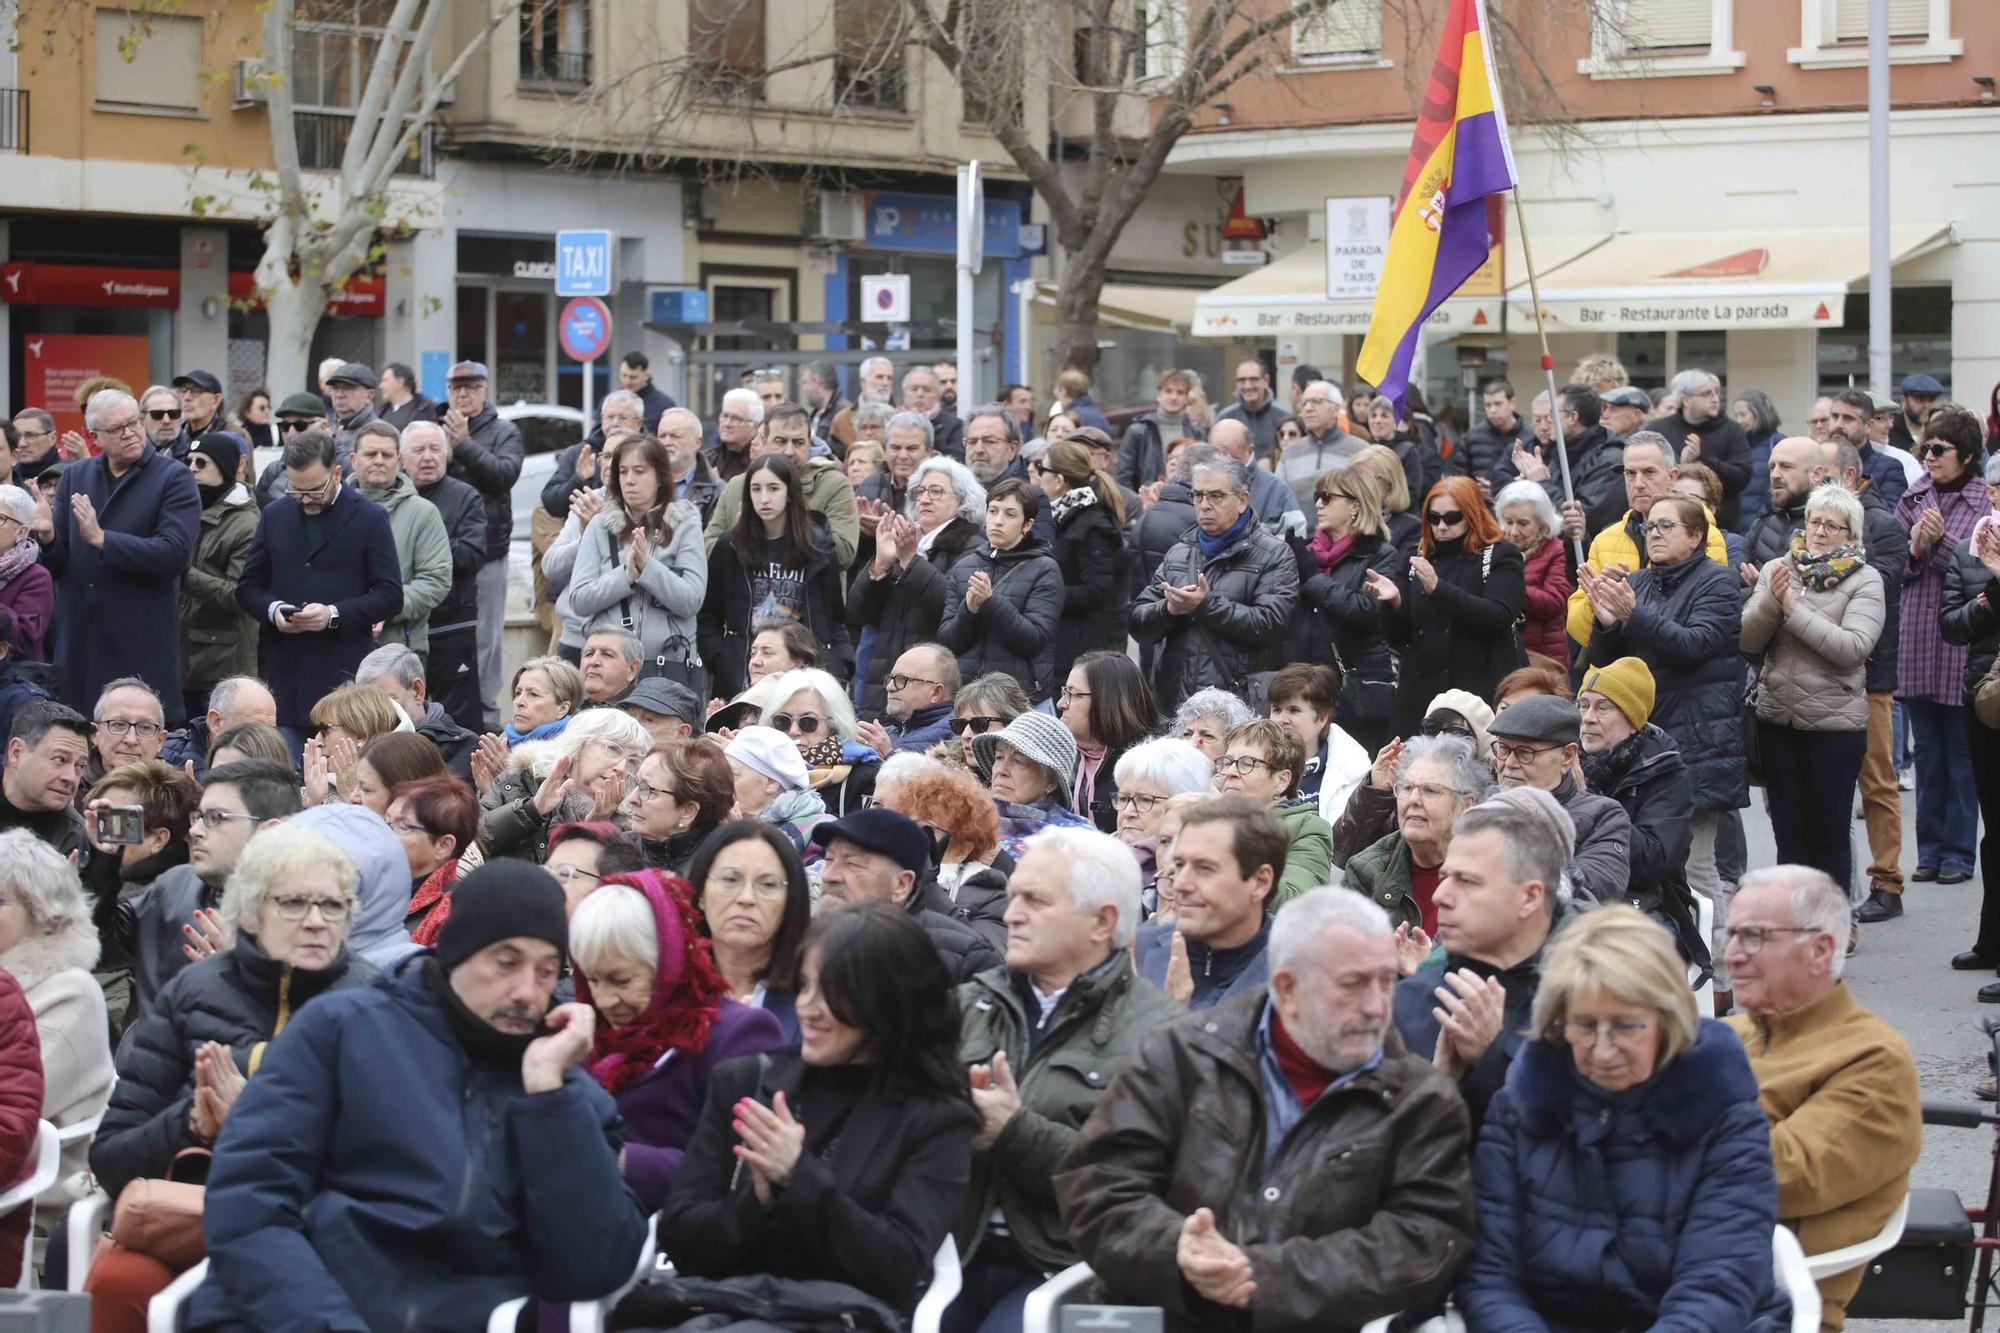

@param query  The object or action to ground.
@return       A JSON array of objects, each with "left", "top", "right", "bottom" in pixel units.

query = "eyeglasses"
[
  {"left": 146, "top": 408, "right": 182, "bottom": 422},
  {"left": 193, "top": 808, "right": 261, "bottom": 831},
  {"left": 267, "top": 895, "right": 351, "bottom": 922},
  {"left": 768, "top": 712, "right": 822, "bottom": 735},
  {"left": 1058, "top": 686, "right": 1091, "bottom": 704},
  {"left": 549, "top": 863, "right": 602, "bottom": 885},
  {"left": 1213, "top": 754, "right": 1273, "bottom": 775},
  {"left": 912, "top": 484, "right": 953, "bottom": 501},
  {"left": 1298, "top": 397, "right": 1332, "bottom": 409},
  {"left": 1392, "top": 780, "right": 1457, "bottom": 801},
  {"left": 1722, "top": 925, "right": 1819, "bottom": 956},
  {"left": 707, "top": 869, "right": 789, "bottom": 900},
  {"left": 1561, "top": 1018, "right": 1654, "bottom": 1048},
  {"left": 1641, "top": 518, "right": 1683, "bottom": 536},
  {"left": 630, "top": 779, "right": 675, "bottom": 802},
  {"left": 1427, "top": 510, "right": 1464, "bottom": 528},
  {"left": 1111, "top": 792, "right": 1166, "bottom": 813},
  {"left": 1190, "top": 488, "right": 1233, "bottom": 505},
  {"left": 590, "top": 740, "right": 637, "bottom": 761},
  {"left": 98, "top": 418, "right": 144, "bottom": 438},
  {"left": 98, "top": 719, "right": 164, "bottom": 740},
  {"left": 1490, "top": 740, "right": 1559, "bottom": 765},
  {"left": 951, "top": 716, "right": 1005, "bottom": 736},
  {"left": 1805, "top": 517, "right": 1851, "bottom": 536},
  {"left": 886, "top": 674, "right": 938, "bottom": 691},
  {"left": 1420, "top": 720, "right": 1474, "bottom": 741}
]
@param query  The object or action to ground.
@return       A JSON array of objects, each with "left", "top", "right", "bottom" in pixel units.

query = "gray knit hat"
[{"left": 969, "top": 711, "right": 1078, "bottom": 805}]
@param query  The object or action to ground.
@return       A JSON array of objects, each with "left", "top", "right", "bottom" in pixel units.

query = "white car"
[{"left": 498, "top": 401, "right": 588, "bottom": 617}]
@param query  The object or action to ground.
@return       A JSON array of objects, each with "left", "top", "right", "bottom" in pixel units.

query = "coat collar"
[
  {"left": 1740, "top": 979, "right": 1861, "bottom": 1047},
  {"left": 1507, "top": 1019, "right": 1760, "bottom": 1146},
  {"left": 1184, "top": 988, "right": 1417, "bottom": 1103},
  {"left": 0, "top": 921, "right": 100, "bottom": 990}
]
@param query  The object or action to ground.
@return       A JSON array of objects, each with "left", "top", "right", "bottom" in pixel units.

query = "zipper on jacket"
[{"left": 272, "top": 969, "right": 294, "bottom": 1035}]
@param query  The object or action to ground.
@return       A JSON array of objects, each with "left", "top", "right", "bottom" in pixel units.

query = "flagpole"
[{"left": 1508, "top": 188, "right": 1586, "bottom": 569}]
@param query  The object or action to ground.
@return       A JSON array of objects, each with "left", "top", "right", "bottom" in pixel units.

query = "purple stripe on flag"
[
  {"left": 1375, "top": 183, "right": 1499, "bottom": 408},
  {"left": 1449, "top": 111, "right": 1515, "bottom": 204}
]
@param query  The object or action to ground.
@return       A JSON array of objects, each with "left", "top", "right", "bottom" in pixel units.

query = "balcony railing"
[
  {"left": 295, "top": 110, "right": 435, "bottom": 178},
  {"left": 520, "top": 48, "right": 592, "bottom": 86},
  {"left": 0, "top": 89, "right": 25, "bottom": 154}
]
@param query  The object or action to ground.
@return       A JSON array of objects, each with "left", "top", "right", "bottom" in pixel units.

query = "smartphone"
[
  {"left": 275, "top": 603, "right": 300, "bottom": 618},
  {"left": 99, "top": 804, "right": 146, "bottom": 846}
]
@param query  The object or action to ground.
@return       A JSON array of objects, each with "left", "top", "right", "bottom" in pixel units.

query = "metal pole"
[
  {"left": 582, "top": 356, "right": 595, "bottom": 432},
  {"left": 1509, "top": 189, "right": 1586, "bottom": 568},
  {"left": 1867, "top": 0, "right": 1892, "bottom": 402}
]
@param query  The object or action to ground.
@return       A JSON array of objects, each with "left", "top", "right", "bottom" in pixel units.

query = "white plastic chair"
[
  {"left": 1803, "top": 1192, "right": 1910, "bottom": 1284},
  {"left": 569, "top": 1213, "right": 662, "bottom": 1333},
  {"left": 1022, "top": 1260, "right": 1094, "bottom": 1333},
  {"left": 1691, "top": 893, "right": 1716, "bottom": 1011},
  {"left": 1773, "top": 1224, "right": 1824, "bottom": 1332},
  {"left": 487, "top": 1295, "right": 529, "bottom": 1333},
  {"left": 911, "top": 1234, "right": 962, "bottom": 1333},
  {"left": 0, "top": 1122, "right": 59, "bottom": 1290},
  {"left": 145, "top": 1256, "right": 208, "bottom": 1333},
  {"left": 65, "top": 1188, "right": 111, "bottom": 1293}
]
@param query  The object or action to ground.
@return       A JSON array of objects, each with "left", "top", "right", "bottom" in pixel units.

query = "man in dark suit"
[
  {"left": 235, "top": 431, "right": 403, "bottom": 747},
  {"left": 41, "top": 389, "right": 202, "bottom": 724}
]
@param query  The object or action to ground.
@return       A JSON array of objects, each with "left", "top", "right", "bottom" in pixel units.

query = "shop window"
[
  {"left": 835, "top": 0, "right": 906, "bottom": 112},
  {"left": 95, "top": 11, "right": 203, "bottom": 115},
  {"left": 520, "top": 0, "right": 591, "bottom": 87},
  {"left": 688, "top": 0, "right": 765, "bottom": 100},
  {"left": 1579, "top": 0, "right": 1744, "bottom": 79},
  {"left": 1293, "top": 0, "right": 1386, "bottom": 66},
  {"left": 1790, "top": 0, "right": 1958, "bottom": 68},
  {"left": 1817, "top": 288, "right": 1952, "bottom": 399}
]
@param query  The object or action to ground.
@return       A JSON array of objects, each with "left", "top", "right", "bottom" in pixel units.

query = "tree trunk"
[
  {"left": 1053, "top": 263, "right": 1110, "bottom": 380},
  {"left": 263, "top": 274, "right": 331, "bottom": 400}
]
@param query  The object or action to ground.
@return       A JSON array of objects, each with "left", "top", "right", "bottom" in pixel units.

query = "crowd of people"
[{"left": 0, "top": 347, "right": 1971, "bottom": 1329}]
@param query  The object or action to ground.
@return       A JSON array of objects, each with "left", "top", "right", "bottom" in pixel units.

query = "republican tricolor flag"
[{"left": 1355, "top": 0, "right": 1518, "bottom": 408}]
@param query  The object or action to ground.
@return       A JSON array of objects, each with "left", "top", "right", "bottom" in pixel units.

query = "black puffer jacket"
[
  {"left": 1589, "top": 551, "right": 1747, "bottom": 812},
  {"left": 1648, "top": 411, "right": 1751, "bottom": 529},
  {"left": 1939, "top": 535, "right": 2000, "bottom": 706},
  {"left": 1491, "top": 426, "right": 1624, "bottom": 519},
  {"left": 1050, "top": 490, "right": 1129, "bottom": 678},
  {"left": 1381, "top": 538, "right": 1526, "bottom": 738},
  {"left": 1131, "top": 483, "right": 1195, "bottom": 592},
  {"left": 1129, "top": 516, "right": 1298, "bottom": 715},
  {"left": 1742, "top": 499, "right": 1805, "bottom": 572},
  {"left": 908, "top": 893, "right": 1004, "bottom": 983},
  {"left": 1290, "top": 532, "right": 1400, "bottom": 731},
  {"left": 1453, "top": 413, "right": 1534, "bottom": 483},
  {"left": 937, "top": 537, "right": 1065, "bottom": 702},
  {"left": 1582, "top": 724, "right": 1694, "bottom": 920},
  {"left": 449, "top": 405, "right": 525, "bottom": 560},
  {"left": 699, "top": 533, "right": 852, "bottom": 698},
  {"left": 847, "top": 517, "right": 983, "bottom": 721},
  {"left": 90, "top": 936, "right": 374, "bottom": 1198},
  {"left": 1859, "top": 486, "right": 1907, "bottom": 695}
]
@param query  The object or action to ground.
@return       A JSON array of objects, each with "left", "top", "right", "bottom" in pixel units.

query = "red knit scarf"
[
  {"left": 1270, "top": 1009, "right": 1336, "bottom": 1107},
  {"left": 577, "top": 869, "right": 729, "bottom": 1094},
  {"left": 1309, "top": 530, "right": 1357, "bottom": 575},
  {"left": 407, "top": 860, "right": 459, "bottom": 947}
]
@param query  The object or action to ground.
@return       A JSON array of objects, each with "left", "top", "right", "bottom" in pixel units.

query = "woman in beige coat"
[{"left": 1741, "top": 482, "right": 1886, "bottom": 892}]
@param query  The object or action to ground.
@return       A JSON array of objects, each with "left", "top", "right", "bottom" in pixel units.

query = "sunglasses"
[
  {"left": 1919, "top": 443, "right": 1955, "bottom": 460},
  {"left": 951, "top": 716, "right": 1004, "bottom": 736},
  {"left": 1427, "top": 510, "right": 1465, "bottom": 527},
  {"left": 278, "top": 418, "right": 315, "bottom": 433},
  {"left": 767, "top": 712, "right": 822, "bottom": 735},
  {"left": 146, "top": 408, "right": 182, "bottom": 422},
  {"left": 1421, "top": 720, "right": 1475, "bottom": 741}
]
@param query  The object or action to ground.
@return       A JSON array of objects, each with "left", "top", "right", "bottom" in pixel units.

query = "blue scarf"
[
  {"left": 503, "top": 715, "right": 572, "bottom": 748},
  {"left": 1194, "top": 504, "right": 1256, "bottom": 560}
]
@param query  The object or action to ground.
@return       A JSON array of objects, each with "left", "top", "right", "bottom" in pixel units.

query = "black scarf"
[{"left": 424, "top": 956, "right": 541, "bottom": 1067}]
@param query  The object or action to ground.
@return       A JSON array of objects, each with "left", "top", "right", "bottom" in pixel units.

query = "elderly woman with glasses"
[
  {"left": 759, "top": 666, "right": 880, "bottom": 817},
  {"left": 1108, "top": 737, "right": 1212, "bottom": 897},
  {"left": 1341, "top": 736, "right": 1494, "bottom": 950},
  {"left": 971, "top": 712, "right": 1094, "bottom": 862},
  {"left": 848, "top": 455, "right": 985, "bottom": 722},
  {"left": 388, "top": 775, "right": 481, "bottom": 947},
  {"left": 85, "top": 825, "right": 376, "bottom": 1325},
  {"left": 626, "top": 738, "right": 737, "bottom": 876},
  {"left": 1741, "top": 484, "right": 1885, "bottom": 890},
  {"left": 1332, "top": 689, "right": 1494, "bottom": 866},
  {"left": 1494, "top": 478, "right": 1574, "bottom": 669},
  {"left": 478, "top": 707, "right": 649, "bottom": 863},
  {"left": 1460, "top": 906, "right": 1789, "bottom": 1332}
]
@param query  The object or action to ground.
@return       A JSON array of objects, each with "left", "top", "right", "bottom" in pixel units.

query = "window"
[
  {"left": 1072, "top": 25, "right": 1136, "bottom": 87},
  {"left": 1791, "top": 0, "right": 1959, "bottom": 67},
  {"left": 95, "top": 11, "right": 203, "bottom": 114},
  {"left": 1578, "top": 0, "right": 1744, "bottom": 78},
  {"left": 288, "top": 1, "right": 431, "bottom": 175},
  {"left": 688, "top": 0, "right": 766, "bottom": 100},
  {"left": 520, "top": 0, "right": 591, "bottom": 86},
  {"left": 1137, "top": 0, "right": 1188, "bottom": 84},
  {"left": 835, "top": 0, "right": 905, "bottom": 112},
  {"left": 1293, "top": 0, "right": 1384, "bottom": 62}
]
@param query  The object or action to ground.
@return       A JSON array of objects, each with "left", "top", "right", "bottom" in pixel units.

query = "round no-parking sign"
[{"left": 559, "top": 296, "right": 613, "bottom": 362}]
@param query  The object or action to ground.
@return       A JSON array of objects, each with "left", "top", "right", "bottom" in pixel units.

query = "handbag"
[
  {"left": 108, "top": 1148, "right": 211, "bottom": 1270},
  {"left": 609, "top": 1273, "right": 905, "bottom": 1332},
  {"left": 606, "top": 527, "right": 706, "bottom": 695},
  {"left": 1975, "top": 653, "right": 2000, "bottom": 730}
]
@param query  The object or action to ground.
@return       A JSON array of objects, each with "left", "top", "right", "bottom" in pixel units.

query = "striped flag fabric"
[{"left": 1355, "top": 0, "right": 1518, "bottom": 408}]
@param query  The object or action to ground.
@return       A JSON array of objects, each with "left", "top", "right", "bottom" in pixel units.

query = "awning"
[
  {"left": 1189, "top": 233, "right": 1605, "bottom": 339},
  {"left": 1506, "top": 224, "right": 1957, "bottom": 331},
  {"left": 1030, "top": 281, "right": 1196, "bottom": 332}
]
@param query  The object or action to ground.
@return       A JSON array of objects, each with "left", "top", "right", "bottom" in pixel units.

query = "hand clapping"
[{"left": 733, "top": 1089, "right": 806, "bottom": 1205}]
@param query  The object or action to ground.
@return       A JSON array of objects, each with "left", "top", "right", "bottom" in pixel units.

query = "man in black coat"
[
  {"left": 235, "top": 432, "right": 403, "bottom": 742},
  {"left": 813, "top": 808, "right": 1002, "bottom": 982},
  {"left": 1493, "top": 384, "right": 1624, "bottom": 525},
  {"left": 902, "top": 367, "right": 962, "bottom": 461},
  {"left": 399, "top": 421, "right": 488, "bottom": 729},
  {"left": 376, "top": 362, "right": 437, "bottom": 434},
  {"left": 1649, "top": 369, "right": 1751, "bottom": 530},
  {"left": 439, "top": 361, "right": 524, "bottom": 732},
  {"left": 1455, "top": 378, "right": 1535, "bottom": 484},
  {"left": 1740, "top": 436, "right": 1819, "bottom": 576},
  {"left": 42, "top": 389, "right": 201, "bottom": 724},
  {"left": 617, "top": 351, "right": 677, "bottom": 426}
]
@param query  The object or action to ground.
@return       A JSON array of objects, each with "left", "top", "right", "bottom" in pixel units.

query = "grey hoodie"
[{"left": 290, "top": 804, "right": 419, "bottom": 969}]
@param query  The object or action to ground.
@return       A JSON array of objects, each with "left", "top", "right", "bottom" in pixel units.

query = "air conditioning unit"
[
  {"left": 815, "top": 193, "right": 866, "bottom": 243},
  {"left": 232, "top": 58, "right": 271, "bottom": 108}
]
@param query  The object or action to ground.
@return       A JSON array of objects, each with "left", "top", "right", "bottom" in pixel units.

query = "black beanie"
[
  {"left": 434, "top": 860, "right": 569, "bottom": 972},
  {"left": 189, "top": 432, "right": 244, "bottom": 487}
]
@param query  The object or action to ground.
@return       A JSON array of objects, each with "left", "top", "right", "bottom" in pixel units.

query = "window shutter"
[
  {"left": 1294, "top": 0, "right": 1382, "bottom": 58},
  {"left": 1833, "top": 0, "right": 1931, "bottom": 41},
  {"left": 1621, "top": 0, "right": 1714, "bottom": 49}
]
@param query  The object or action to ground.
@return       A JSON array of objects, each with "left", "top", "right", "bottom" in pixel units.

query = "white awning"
[
  {"left": 1190, "top": 233, "right": 1606, "bottom": 339},
  {"left": 1505, "top": 224, "right": 1957, "bottom": 331},
  {"left": 1030, "top": 281, "right": 1200, "bottom": 332}
]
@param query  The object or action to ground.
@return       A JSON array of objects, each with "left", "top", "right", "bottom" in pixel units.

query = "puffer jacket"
[
  {"left": 1588, "top": 551, "right": 1747, "bottom": 813},
  {"left": 1743, "top": 497, "right": 1805, "bottom": 572},
  {"left": 479, "top": 739, "right": 602, "bottom": 863},
  {"left": 1459, "top": 1021, "right": 1791, "bottom": 1333},
  {"left": 1565, "top": 506, "right": 1730, "bottom": 646},
  {"left": 1340, "top": 831, "right": 1426, "bottom": 931},
  {"left": 953, "top": 952, "right": 1181, "bottom": 1270},
  {"left": 1491, "top": 425, "right": 1624, "bottom": 521},
  {"left": 1274, "top": 798, "right": 1334, "bottom": 905},
  {"left": 936, "top": 536, "right": 1065, "bottom": 702},
  {"left": 193, "top": 955, "right": 646, "bottom": 1331},
  {"left": 1289, "top": 532, "right": 1399, "bottom": 726},
  {"left": 846, "top": 517, "right": 982, "bottom": 720},
  {"left": 0, "top": 972, "right": 42, "bottom": 1287},
  {"left": 1938, "top": 533, "right": 2000, "bottom": 707},
  {"left": 1581, "top": 724, "right": 1694, "bottom": 922},
  {"left": 1518, "top": 536, "right": 1573, "bottom": 667},
  {"left": 1131, "top": 482, "right": 1196, "bottom": 592},
  {"left": 1049, "top": 489, "right": 1129, "bottom": 677},
  {"left": 1859, "top": 486, "right": 1907, "bottom": 695},
  {"left": 1055, "top": 991, "right": 1475, "bottom": 1332},
  {"left": 90, "top": 935, "right": 374, "bottom": 1198},
  {"left": 1741, "top": 548, "right": 1885, "bottom": 732},
  {"left": 1382, "top": 537, "right": 1526, "bottom": 738},
  {"left": 567, "top": 502, "right": 709, "bottom": 683},
  {"left": 179, "top": 484, "right": 260, "bottom": 687},
  {"left": 1115, "top": 411, "right": 1205, "bottom": 491},
  {"left": 1130, "top": 516, "right": 1298, "bottom": 715}
]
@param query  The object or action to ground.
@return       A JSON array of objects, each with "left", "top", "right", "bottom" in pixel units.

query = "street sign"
[
  {"left": 860, "top": 274, "right": 911, "bottom": 323},
  {"left": 559, "top": 297, "right": 613, "bottom": 362},
  {"left": 1324, "top": 196, "right": 1392, "bottom": 301},
  {"left": 555, "top": 230, "right": 615, "bottom": 297}
]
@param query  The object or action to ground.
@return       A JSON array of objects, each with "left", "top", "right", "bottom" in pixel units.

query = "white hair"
[
  {"left": 1020, "top": 825, "right": 1143, "bottom": 949},
  {"left": 762, "top": 667, "right": 858, "bottom": 742},
  {"left": 85, "top": 389, "right": 138, "bottom": 433},
  {"left": 877, "top": 751, "right": 949, "bottom": 798},
  {"left": 887, "top": 410, "right": 935, "bottom": 448},
  {"left": 911, "top": 455, "right": 986, "bottom": 524},
  {"left": 600, "top": 389, "right": 642, "bottom": 420},
  {"left": 400, "top": 420, "right": 447, "bottom": 451},
  {"left": 139, "top": 384, "right": 178, "bottom": 412},
  {"left": 207, "top": 675, "right": 275, "bottom": 723},
  {"left": 1170, "top": 687, "right": 1255, "bottom": 739},
  {"left": 356, "top": 645, "right": 425, "bottom": 691},
  {"left": 1803, "top": 482, "right": 1864, "bottom": 542},
  {"left": 1305, "top": 380, "right": 1343, "bottom": 406},
  {"left": 569, "top": 883, "right": 658, "bottom": 977},
  {"left": 318, "top": 356, "right": 345, "bottom": 379},
  {"left": 859, "top": 355, "right": 893, "bottom": 379},
  {"left": 539, "top": 706, "right": 650, "bottom": 776},
  {"left": 1188, "top": 449, "right": 1251, "bottom": 498},
  {"left": 1738, "top": 864, "right": 1852, "bottom": 978},
  {"left": 222, "top": 825, "right": 358, "bottom": 934},
  {"left": 0, "top": 828, "right": 93, "bottom": 942},
  {"left": 1270, "top": 887, "right": 1394, "bottom": 977},
  {"left": 0, "top": 485, "right": 33, "bottom": 527},
  {"left": 721, "top": 388, "right": 765, "bottom": 425},
  {"left": 1623, "top": 429, "right": 1678, "bottom": 467},
  {"left": 1493, "top": 479, "right": 1561, "bottom": 540},
  {"left": 1669, "top": 368, "right": 1720, "bottom": 399},
  {"left": 1113, "top": 737, "right": 1212, "bottom": 798}
]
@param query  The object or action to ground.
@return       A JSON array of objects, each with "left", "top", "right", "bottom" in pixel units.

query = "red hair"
[{"left": 1418, "top": 475, "right": 1502, "bottom": 557}]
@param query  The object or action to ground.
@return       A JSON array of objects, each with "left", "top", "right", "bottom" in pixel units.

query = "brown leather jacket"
[{"left": 1054, "top": 989, "right": 1476, "bottom": 1331}]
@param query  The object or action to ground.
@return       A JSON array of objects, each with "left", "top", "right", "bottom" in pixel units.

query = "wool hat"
[
  {"left": 623, "top": 678, "right": 702, "bottom": 728},
  {"left": 1486, "top": 694, "right": 1581, "bottom": 747},
  {"left": 1579, "top": 657, "right": 1656, "bottom": 729},
  {"left": 810, "top": 808, "right": 931, "bottom": 878},
  {"left": 725, "top": 725, "right": 809, "bottom": 792},
  {"left": 1423, "top": 688, "right": 1496, "bottom": 755},
  {"left": 969, "top": 710, "right": 1077, "bottom": 805},
  {"left": 434, "top": 860, "right": 568, "bottom": 972},
  {"left": 187, "top": 431, "right": 243, "bottom": 486}
]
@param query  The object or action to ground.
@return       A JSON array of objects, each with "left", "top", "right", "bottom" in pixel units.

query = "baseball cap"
[
  {"left": 171, "top": 369, "right": 223, "bottom": 394},
  {"left": 447, "top": 360, "right": 490, "bottom": 384},
  {"left": 622, "top": 678, "right": 702, "bottom": 729},
  {"left": 1601, "top": 386, "right": 1652, "bottom": 410},
  {"left": 325, "top": 361, "right": 375, "bottom": 388},
  {"left": 1900, "top": 373, "right": 1944, "bottom": 397},
  {"left": 810, "top": 808, "right": 931, "bottom": 878}
]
